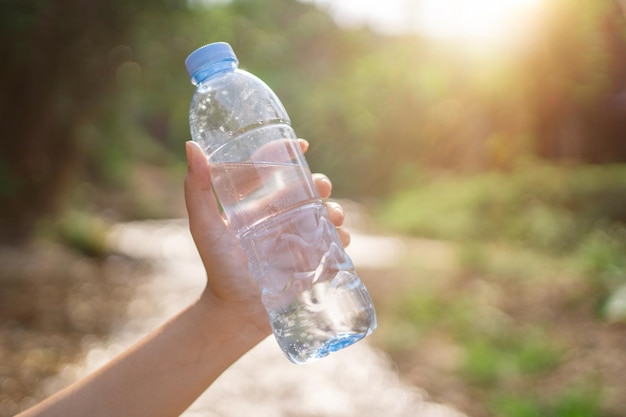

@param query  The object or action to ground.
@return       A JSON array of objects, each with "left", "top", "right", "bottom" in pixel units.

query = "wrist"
[{"left": 192, "top": 292, "right": 271, "bottom": 353}]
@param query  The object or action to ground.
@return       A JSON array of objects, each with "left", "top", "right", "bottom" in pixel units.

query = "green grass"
[
  {"left": 377, "top": 163, "right": 626, "bottom": 253},
  {"left": 377, "top": 162, "right": 626, "bottom": 312},
  {"left": 461, "top": 328, "right": 563, "bottom": 385},
  {"left": 374, "top": 242, "right": 609, "bottom": 416},
  {"left": 38, "top": 209, "right": 111, "bottom": 257},
  {"left": 491, "top": 385, "right": 603, "bottom": 417},
  {"left": 372, "top": 163, "right": 625, "bottom": 416}
]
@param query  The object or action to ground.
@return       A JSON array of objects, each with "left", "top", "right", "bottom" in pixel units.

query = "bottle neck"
[{"left": 191, "top": 59, "right": 238, "bottom": 85}]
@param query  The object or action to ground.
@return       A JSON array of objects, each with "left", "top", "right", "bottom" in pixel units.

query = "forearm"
[{"left": 18, "top": 296, "right": 268, "bottom": 417}]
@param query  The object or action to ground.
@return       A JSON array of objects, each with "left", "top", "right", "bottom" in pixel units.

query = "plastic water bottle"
[{"left": 185, "top": 42, "right": 376, "bottom": 364}]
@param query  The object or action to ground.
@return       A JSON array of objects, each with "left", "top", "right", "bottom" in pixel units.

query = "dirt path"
[{"left": 30, "top": 218, "right": 466, "bottom": 417}]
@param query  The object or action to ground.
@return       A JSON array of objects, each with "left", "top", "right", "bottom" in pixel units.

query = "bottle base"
[
  {"left": 266, "top": 270, "right": 377, "bottom": 365},
  {"left": 283, "top": 331, "right": 371, "bottom": 365},
  {"left": 314, "top": 332, "right": 367, "bottom": 358}
]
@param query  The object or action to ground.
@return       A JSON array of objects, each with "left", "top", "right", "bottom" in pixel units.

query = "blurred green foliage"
[
  {"left": 45, "top": 209, "right": 110, "bottom": 257},
  {"left": 492, "top": 384, "right": 603, "bottom": 417},
  {"left": 377, "top": 163, "right": 626, "bottom": 253},
  {"left": 0, "top": 0, "right": 188, "bottom": 242},
  {"left": 375, "top": 231, "right": 619, "bottom": 416},
  {"left": 1, "top": 0, "right": 625, "bottom": 243},
  {"left": 376, "top": 161, "right": 626, "bottom": 323}
]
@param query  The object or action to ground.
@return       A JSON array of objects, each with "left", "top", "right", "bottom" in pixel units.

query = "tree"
[{"left": 0, "top": 0, "right": 186, "bottom": 243}]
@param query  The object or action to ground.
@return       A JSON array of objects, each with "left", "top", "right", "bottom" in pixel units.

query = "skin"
[{"left": 17, "top": 139, "right": 349, "bottom": 417}]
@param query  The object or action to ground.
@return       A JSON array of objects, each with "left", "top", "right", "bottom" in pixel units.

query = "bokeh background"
[{"left": 1, "top": 0, "right": 626, "bottom": 416}]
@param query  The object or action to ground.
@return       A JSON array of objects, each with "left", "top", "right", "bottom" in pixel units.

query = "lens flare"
[{"left": 414, "top": 0, "right": 544, "bottom": 48}]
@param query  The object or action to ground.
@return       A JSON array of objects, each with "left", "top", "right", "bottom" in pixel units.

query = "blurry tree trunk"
[
  {"left": 533, "top": 0, "right": 626, "bottom": 163},
  {"left": 0, "top": 0, "right": 182, "bottom": 244}
]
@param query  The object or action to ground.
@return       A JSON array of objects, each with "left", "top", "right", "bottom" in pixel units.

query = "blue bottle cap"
[{"left": 185, "top": 42, "right": 239, "bottom": 80}]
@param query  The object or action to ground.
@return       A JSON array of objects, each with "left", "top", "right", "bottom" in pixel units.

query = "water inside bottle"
[
  {"left": 211, "top": 160, "right": 376, "bottom": 364},
  {"left": 265, "top": 270, "right": 376, "bottom": 364},
  {"left": 209, "top": 161, "right": 316, "bottom": 233}
]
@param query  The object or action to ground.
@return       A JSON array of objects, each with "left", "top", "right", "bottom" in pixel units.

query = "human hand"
[
  {"left": 14, "top": 140, "right": 346, "bottom": 417},
  {"left": 184, "top": 139, "right": 349, "bottom": 337}
]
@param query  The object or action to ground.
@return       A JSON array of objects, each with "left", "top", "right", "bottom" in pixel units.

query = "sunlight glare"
[
  {"left": 305, "top": 0, "right": 544, "bottom": 52},
  {"left": 415, "top": 0, "right": 543, "bottom": 46}
]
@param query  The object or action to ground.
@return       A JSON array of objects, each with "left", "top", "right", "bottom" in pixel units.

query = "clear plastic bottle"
[{"left": 185, "top": 42, "right": 376, "bottom": 364}]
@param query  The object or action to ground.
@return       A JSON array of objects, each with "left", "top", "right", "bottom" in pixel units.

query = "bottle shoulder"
[
  {"left": 189, "top": 69, "right": 292, "bottom": 153},
  {"left": 190, "top": 69, "right": 289, "bottom": 122},
  {"left": 194, "top": 69, "right": 265, "bottom": 94}
]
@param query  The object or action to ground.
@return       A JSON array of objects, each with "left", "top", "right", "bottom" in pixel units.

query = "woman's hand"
[{"left": 184, "top": 139, "right": 349, "bottom": 336}]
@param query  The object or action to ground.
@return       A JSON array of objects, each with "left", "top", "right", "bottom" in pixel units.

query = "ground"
[
  {"left": 0, "top": 243, "right": 150, "bottom": 416},
  {"left": 1, "top": 224, "right": 625, "bottom": 417},
  {"left": 359, "top": 237, "right": 626, "bottom": 417}
]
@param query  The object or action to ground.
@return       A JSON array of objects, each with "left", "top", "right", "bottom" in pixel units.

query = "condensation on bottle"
[{"left": 185, "top": 42, "right": 376, "bottom": 364}]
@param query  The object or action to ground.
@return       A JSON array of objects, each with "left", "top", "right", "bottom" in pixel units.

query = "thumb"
[{"left": 184, "top": 141, "right": 227, "bottom": 241}]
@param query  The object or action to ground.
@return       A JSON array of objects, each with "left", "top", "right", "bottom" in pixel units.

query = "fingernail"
[
  {"left": 185, "top": 141, "right": 193, "bottom": 169},
  {"left": 328, "top": 201, "right": 343, "bottom": 216},
  {"left": 318, "top": 174, "right": 331, "bottom": 187},
  {"left": 298, "top": 138, "right": 309, "bottom": 153}
]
